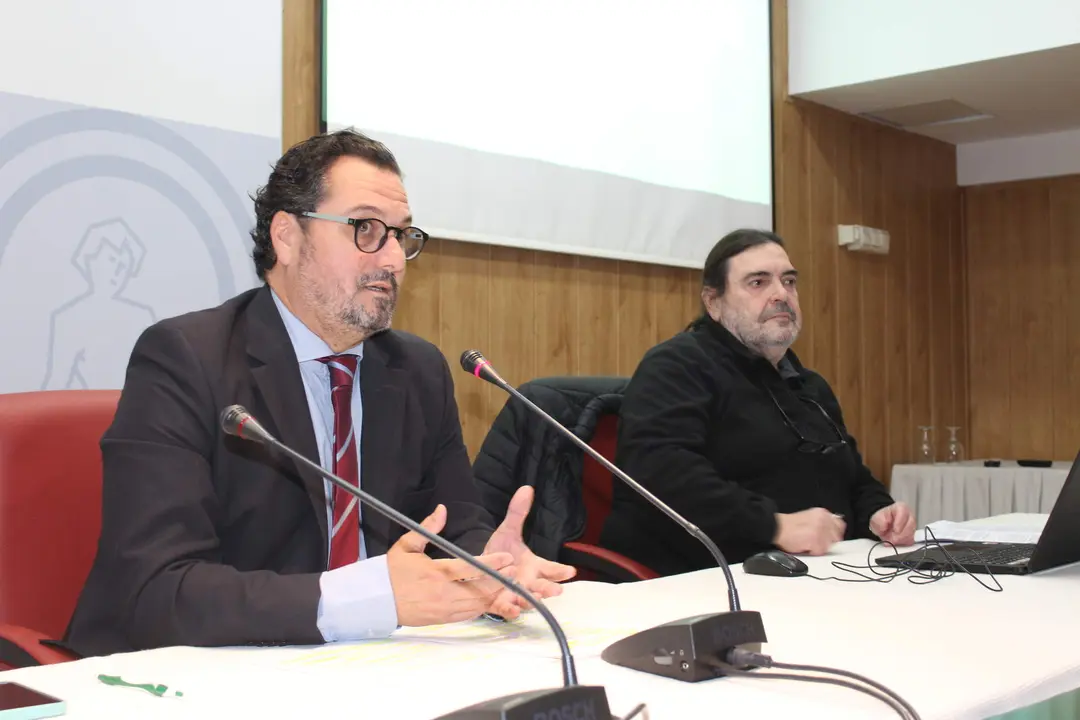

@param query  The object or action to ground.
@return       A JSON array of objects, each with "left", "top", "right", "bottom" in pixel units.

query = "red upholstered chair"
[
  {"left": 0, "top": 390, "right": 119, "bottom": 669},
  {"left": 558, "top": 412, "right": 659, "bottom": 583}
]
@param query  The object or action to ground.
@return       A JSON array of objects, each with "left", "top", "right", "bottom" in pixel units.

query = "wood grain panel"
[
  {"left": 965, "top": 187, "right": 1011, "bottom": 457},
  {"left": 576, "top": 256, "right": 620, "bottom": 375},
  {"left": 488, "top": 245, "right": 537, "bottom": 401},
  {"left": 927, "top": 143, "right": 956, "bottom": 455},
  {"left": 880, "top": 126, "right": 909, "bottom": 475},
  {"left": 906, "top": 142, "right": 934, "bottom": 450},
  {"left": 804, "top": 106, "right": 834, "bottom": 381},
  {"left": 965, "top": 175, "right": 1080, "bottom": 462},
  {"left": 1049, "top": 177, "right": 1080, "bottom": 458},
  {"left": 395, "top": 241, "right": 441, "bottom": 344},
  {"left": 1010, "top": 186, "right": 1053, "bottom": 458},
  {"left": 533, "top": 252, "right": 578, "bottom": 377},
  {"left": 615, "top": 263, "right": 656, "bottom": 378},
  {"left": 285, "top": 0, "right": 967, "bottom": 477},
  {"left": 282, "top": 0, "right": 321, "bottom": 149},
  {"left": 438, "top": 241, "right": 492, "bottom": 454},
  {"left": 858, "top": 121, "right": 888, "bottom": 482}
]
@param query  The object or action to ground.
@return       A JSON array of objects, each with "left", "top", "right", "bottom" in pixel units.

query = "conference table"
[{"left": 2, "top": 514, "right": 1078, "bottom": 719}]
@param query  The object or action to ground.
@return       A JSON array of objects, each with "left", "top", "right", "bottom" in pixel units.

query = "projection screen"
[{"left": 323, "top": 0, "right": 773, "bottom": 268}]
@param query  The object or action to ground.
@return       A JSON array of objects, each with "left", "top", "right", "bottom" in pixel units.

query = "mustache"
[
  {"left": 760, "top": 301, "right": 796, "bottom": 322},
  {"left": 357, "top": 271, "right": 399, "bottom": 293}
]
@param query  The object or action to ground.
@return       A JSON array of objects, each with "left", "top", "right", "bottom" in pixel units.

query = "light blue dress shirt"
[{"left": 270, "top": 290, "right": 399, "bottom": 641}]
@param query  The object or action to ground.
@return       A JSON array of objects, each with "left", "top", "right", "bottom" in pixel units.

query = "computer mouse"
[{"left": 742, "top": 549, "right": 808, "bottom": 577}]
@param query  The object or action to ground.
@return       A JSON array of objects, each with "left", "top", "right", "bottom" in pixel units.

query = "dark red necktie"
[{"left": 318, "top": 354, "right": 360, "bottom": 569}]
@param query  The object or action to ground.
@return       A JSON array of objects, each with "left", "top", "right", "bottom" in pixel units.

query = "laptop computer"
[{"left": 876, "top": 452, "right": 1080, "bottom": 576}]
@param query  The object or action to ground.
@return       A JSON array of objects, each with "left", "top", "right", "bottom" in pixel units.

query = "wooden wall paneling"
[
  {"left": 831, "top": 113, "right": 865, "bottom": 455},
  {"left": 965, "top": 175, "right": 1080, "bottom": 462},
  {"left": 681, "top": 268, "right": 703, "bottom": 335},
  {"left": 438, "top": 242, "right": 492, "bottom": 454},
  {"left": 944, "top": 153, "right": 966, "bottom": 440},
  {"left": 804, "top": 105, "right": 834, "bottom": 382},
  {"left": 395, "top": 242, "right": 442, "bottom": 345},
  {"left": 653, "top": 267, "right": 694, "bottom": 355},
  {"left": 927, "top": 142, "right": 958, "bottom": 457},
  {"left": 1007, "top": 184, "right": 1054, "bottom": 459},
  {"left": 905, "top": 137, "right": 933, "bottom": 458},
  {"left": 1050, "top": 178, "right": 1080, "bottom": 459},
  {"left": 952, "top": 167, "right": 970, "bottom": 449},
  {"left": 772, "top": 1, "right": 815, "bottom": 370},
  {"left": 882, "top": 125, "right": 911, "bottom": 480},
  {"left": 965, "top": 187, "right": 1010, "bottom": 458},
  {"left": 576, "top": 256, "right": 620, "bottom": 376},
  {"left": 940, "top": 147, "right": 968, "bottom": 448},
  {"left": 487, "top": 245, "right": 538, "bottom": 413},
  {"left": 857, "top": 122, "right": 888, "bottom": 482},
  {"left": 282, "top": 0, "right": 321, "bottom": 148},
  {"left": 615, "top": 262, "right": 656, "bottom": 377},
  {"left": 533, "top": 252, "right": 579, "bottom": 378}
]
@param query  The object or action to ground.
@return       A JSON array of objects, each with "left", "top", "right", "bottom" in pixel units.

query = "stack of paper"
[{"left": 915, "top": 518, "right": 1047, "bottom": 544}]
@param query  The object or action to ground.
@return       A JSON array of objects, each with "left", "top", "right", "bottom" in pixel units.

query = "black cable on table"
[
  {"left": 807, "top": 527, "right": 1003, "bottom": 593},
  {"left": 716, "top": 665, "right": 912, "bottom": 719},
  {"left": 719, "top": 648, "right": 921, "bottom": 720}
]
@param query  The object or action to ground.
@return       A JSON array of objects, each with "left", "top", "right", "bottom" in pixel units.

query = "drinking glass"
[
  {"left": 916, "top": 426, "right": 935, "bottom": 464},
  {"left": 945, "top": 426, "right": 965, "bottom": 463}
]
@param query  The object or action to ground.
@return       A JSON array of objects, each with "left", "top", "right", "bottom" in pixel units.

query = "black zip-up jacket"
[{"left": 600, "top": 318, "right": 895, "bottom": 575}]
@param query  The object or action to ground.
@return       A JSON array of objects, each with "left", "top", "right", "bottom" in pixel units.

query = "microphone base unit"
[
  {"left": 432, "top": 686, "right": 612, "bottom": 720},
  {"left": 601, "top": 611, "right": 768, "bottom": 683}
]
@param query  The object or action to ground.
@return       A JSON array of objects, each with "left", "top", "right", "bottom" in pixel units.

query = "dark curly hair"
[{"left": 249, "top": 128, "right": 402, "bottom": 280}]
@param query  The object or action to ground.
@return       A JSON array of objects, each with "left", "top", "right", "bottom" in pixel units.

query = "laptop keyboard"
[{"left": 947, "top": 543, "right": 1037, "bottom": 565}]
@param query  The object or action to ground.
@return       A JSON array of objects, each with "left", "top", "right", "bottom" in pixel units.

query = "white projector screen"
[{"left": 323, "top": 1, "right": 773, "bottom": 269}]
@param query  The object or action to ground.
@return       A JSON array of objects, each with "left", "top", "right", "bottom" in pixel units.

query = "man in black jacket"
[{"left": 601, "top": 229, "right": 915, "bottom": 576}]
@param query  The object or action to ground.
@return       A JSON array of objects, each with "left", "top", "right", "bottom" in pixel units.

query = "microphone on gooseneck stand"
[
  {"left": 220, "top": 405, "right": 615, "bottom": 720},
  {"left": 459, "top": 350, "right": 769, "bottom": 684}
]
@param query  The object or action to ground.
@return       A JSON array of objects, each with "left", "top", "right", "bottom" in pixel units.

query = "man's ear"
[
  {"left": 270, "top": 210, "right": 301, "bottom": 268},
  {"left": 702, "top": 286, "right": 722, "bottom": 321}
]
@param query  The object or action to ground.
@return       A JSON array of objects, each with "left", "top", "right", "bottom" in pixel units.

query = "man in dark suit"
[{"left": 65, "top": 129, "right": 574, "bottom": 657}]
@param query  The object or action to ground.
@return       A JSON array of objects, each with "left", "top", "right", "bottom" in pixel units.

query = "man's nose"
[
  {"left": 769, "top": 280, "right": 790, "bottom": 303},
  {"left": 374, "top": 233, "right": 406, "bottom": 272}
]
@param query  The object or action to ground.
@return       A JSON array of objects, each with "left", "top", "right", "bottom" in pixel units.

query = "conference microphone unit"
[
  {"left": 220, "top": 405, "right": 614, "bottom": 720},
  {"left": 460, "top": 350, "right": 768, "bottom": 683}
]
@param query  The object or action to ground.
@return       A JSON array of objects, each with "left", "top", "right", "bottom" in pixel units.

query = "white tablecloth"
[
  {"left": 3, "top": 513, "right": 1078, "bottom": 720},
  {"left": 890, "top": 461, "right": 1071, "bottom": 526}
]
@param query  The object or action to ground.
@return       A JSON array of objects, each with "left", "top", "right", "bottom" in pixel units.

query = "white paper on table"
[{"left": 915, "top": 518, "right": 1047, "bottom": 544}]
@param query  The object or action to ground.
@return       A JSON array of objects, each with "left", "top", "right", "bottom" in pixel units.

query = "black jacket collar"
[{"left": 693, "top": 316, "right": 807, "bottom": 382}]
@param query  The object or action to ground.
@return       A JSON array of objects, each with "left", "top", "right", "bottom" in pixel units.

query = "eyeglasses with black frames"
[{"left": 299, "top": 212, "right": 429, "bottom": 260}]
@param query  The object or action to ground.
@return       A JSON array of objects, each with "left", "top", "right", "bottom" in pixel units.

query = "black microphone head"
[
  {"left": 220, "top": 405, "right": 250, "bottom": 437},
  {"left": 460, "top": 349, "right": 505, "bottom": 387},
  {"left": 460, "top": 349, "right": 486, "bottom": 374}
]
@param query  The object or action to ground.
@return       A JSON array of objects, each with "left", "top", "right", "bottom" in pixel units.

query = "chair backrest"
[
  {"left": 0, "top": 390, "right": 118, "bottom": 639},
  {"left": 472, "top": 375, "right": 628, "bottom": 559},
  {"left": 577, "top": 412, "right": 619, "bottom": 546}
]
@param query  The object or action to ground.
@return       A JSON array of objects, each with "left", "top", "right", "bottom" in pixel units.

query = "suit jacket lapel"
[
  {"left": 245, "top": 287, "right": 329, "bottom": 559},
  {"left": 359, "top": 334, "right": 406, "bottom": 557}
]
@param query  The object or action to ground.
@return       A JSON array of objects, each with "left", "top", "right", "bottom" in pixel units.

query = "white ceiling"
[{"left": 791, "top": 44, "right": 1080, "bottom": 145}]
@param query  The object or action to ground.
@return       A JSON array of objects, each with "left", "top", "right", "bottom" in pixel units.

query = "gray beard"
[
  {"left": 719, "top": 308, "right": 799, "bottom": 358},
  {"left": 297, "top": 240, "right": 398, "bottom": 338},
  {"left": 340, "top": 289, "right": 396, "bottom": 335}
]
